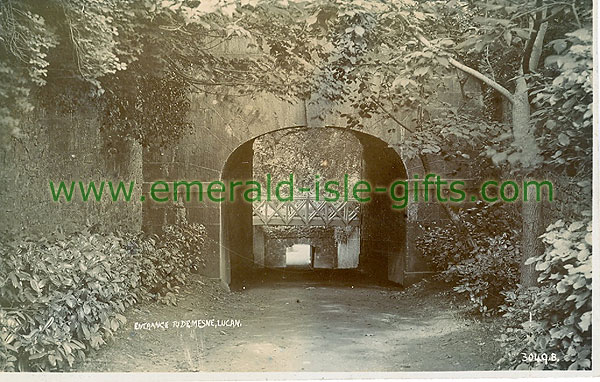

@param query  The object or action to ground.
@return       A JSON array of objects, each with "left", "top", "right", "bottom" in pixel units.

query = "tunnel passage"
[
  {"left": 355, "top": 133, "right": 407, "bottom": 283},
  {"left": 220, "top": 127, "right": 408, "bottom": 290}
]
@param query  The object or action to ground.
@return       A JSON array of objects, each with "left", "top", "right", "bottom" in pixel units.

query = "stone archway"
[
  {"left": 142, "top": 94, "right": 432, "bottom": 287},
  {"left": 219, "top": 126, "right": 421, "bottom": 290}
]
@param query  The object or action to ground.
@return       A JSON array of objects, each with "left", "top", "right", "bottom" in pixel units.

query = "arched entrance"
[{"left": 220, "top": 127, "right": 408, "bottom": 290}]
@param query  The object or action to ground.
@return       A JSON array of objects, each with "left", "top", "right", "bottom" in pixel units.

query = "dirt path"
[{"left": 77, "top": 273, "right": 502, "bottom": 372}]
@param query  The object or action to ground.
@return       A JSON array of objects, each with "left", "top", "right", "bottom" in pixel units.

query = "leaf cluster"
[
  {"left": 0, "top": 221, "right": 206, "bottom": 371},
  {"left": 497, "top": 213, "right": 592, "bottom": 370},
  {"left": 416, "top": 201, "right": 522, "bottom": 314}
]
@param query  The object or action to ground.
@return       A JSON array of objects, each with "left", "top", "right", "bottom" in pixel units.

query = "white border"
[{"left": 1, "top": 2, "right": 598, "bottom": 382}]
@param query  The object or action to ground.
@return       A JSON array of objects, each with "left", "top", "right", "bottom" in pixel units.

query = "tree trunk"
[
  {"left": 415, "top": 30, "right": 548, "bottom": 287},
  {"left": 512, "top": 77, "right": 539, "bottom": 164},
  {"left": 520, "top": 200, "right": 544, "bottom": 286},
  {"left": 512, "top": 76, "right": 544, "bottom": 287}
]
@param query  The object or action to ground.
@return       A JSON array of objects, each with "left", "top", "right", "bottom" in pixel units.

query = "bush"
[
  {"left": 417, "top": 201, "right": 521, "bottom": 313},
  {"left": 134, "top": 222, "right": 206, "bottom": 305},
  {"left": 446, "top": 233, "right": 521, "bottom": 313},
  {"left": 0, "top": 222, "right": 206, "bottom": 371},
  {"left": 0, "top": 230, "right": 138, "bottom": 371},
  {"left": 497, "top": 215, "right": 592, "bottom": 370}
]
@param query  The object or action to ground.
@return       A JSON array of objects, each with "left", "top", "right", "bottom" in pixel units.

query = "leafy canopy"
[{"left": 0, "top": 0, "right": 592, "bottom": 175}]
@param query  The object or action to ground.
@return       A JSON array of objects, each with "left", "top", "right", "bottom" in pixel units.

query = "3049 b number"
[{"left": 521, "top": 352, "right": 558, "bottom": 364}]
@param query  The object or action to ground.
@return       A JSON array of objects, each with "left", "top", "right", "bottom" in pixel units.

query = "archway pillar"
[
  {"left": 220, "top": 140, "right": 254, "bottom": 290},
  {"left": 397, "top": 153, "right": 436, "bottom": 284}
]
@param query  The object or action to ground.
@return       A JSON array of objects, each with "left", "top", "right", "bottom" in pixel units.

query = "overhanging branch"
[
  {"left": 414, "top": 32, "right": 515, "bottom": 104},
  {"left": 374, "top": 100, "right": 414, "bottom": 133}
]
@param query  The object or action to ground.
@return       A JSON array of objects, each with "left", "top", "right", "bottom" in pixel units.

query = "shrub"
[
  {"left": 134, "top": 222, "right": 206, "bottom": 305},
  {"left": 417, "top": 201, "right": 521, "bottom": 313},
  {"left": 0, "top": 221, "right": 206, "bottom": 371},
  {"left": 497, "top": 216, "right": 592, "bottom": 370},
  {"left": 0, "top": 229, "right": 138, "bottom": 371},
  {"left": 163, "top": 222, "right": 206, "bottom": 274},
  {"left": 446, "top": 233, "right": 521, "bottom": 313}
]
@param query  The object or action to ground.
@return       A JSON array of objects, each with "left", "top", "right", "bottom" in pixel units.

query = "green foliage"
[
  {"left": 445, "top": 0, "right": 592, "bottom": 170},
  {"left": 0, "top": 0, "right": 593, "bottom": 372},
  {"left": 497, "top": 215, "right": 592, "bottom": 370},
  {"left": 0, "top": 222, "right": 206, "bottom": 371},
  {"left": 100, "top": 63, "right": 192, "bottom": 148},
  {"left": 253, "top": 128, "right": 362, "bottom": 193},
  {"left": 0, "top": 1, "right": 59, "bottom": 86},
  {"left": 0, "top": 230, "right": 138, "bottom": 371},
  {"left": 2, "top": 0, "right": 593, "bottom": 170},
  {"left": 163, "top": 222, "right": 206, "bottom": 274},
  {"left": 0, "top": 0, "right": 326, "bottom": 145},
  {"left": 0, "top": 62, "right": 34, "bottom": 144},
  {"left": 135, "top": 222, "right": 206, "bottom": 303},
  {"left": 0, "top": 0, "right": 56, "bottom": 144},
  {"left": 448, "top": 233, "right": 521, "bottom": 314},
  {"left": 0, "top": 0, "right": 141, "bottom": 145},
  {"left": 400, "top": 114, "right": 512, "bottom": 177},
  {"left": 532, "top": 28, "right": 593, "bottom": 174},
  {"left": 59, "top": 0, "right": 142, "bottom": 88},
  {"left": 417, "top": 202, "right": 521, "bottom": 313}
]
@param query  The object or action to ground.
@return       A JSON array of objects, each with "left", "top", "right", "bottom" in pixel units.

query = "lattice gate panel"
[{"left": 252, "top": 197, "right": 360, "bottom": 227}]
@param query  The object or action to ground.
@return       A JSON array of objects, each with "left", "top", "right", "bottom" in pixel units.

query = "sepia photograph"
[{"left": 0, "top": 0, "right": 596, "bottom": 379}]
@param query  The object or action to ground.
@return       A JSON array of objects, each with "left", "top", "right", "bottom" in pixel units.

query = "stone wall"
[
  {"left": 1, "top": 36, "right": 484, "bottom": 286},
  {"left": 141, "top": 91, "right": 305, "bottom": 277},
  {"left": 1, "top": 102, "right": 143, "bottom": 236},
  {"left": 147, "top": 85, "right": 483, "bottom": 283}
]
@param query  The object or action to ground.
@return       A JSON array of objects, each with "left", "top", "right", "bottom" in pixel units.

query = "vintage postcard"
[{"left": 0, "top": 0, "right": 597, "bottom": 380}]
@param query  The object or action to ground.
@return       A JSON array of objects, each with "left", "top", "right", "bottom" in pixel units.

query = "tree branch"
[
  {"left": 414, "top": 32, "right": 514, "bottom": 104},
  {"left": 529, "top": 9, "right": 548, "bottom": 72},
  {"left": 523, "top": 0, "right": 544, "bottom": 74},
  {"left": 570, "top": 3, "right": 582, "bottom": 28},
  {"left": 373, "top": 100, "right": 414, "bottom": 133}
]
